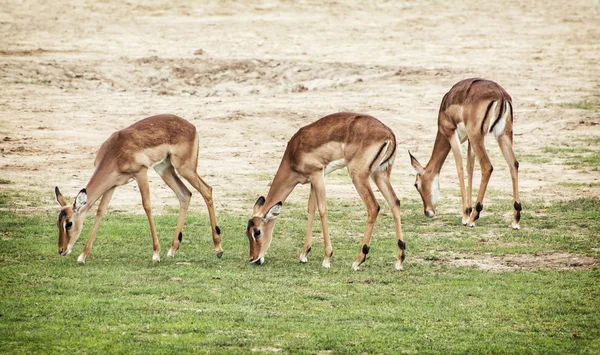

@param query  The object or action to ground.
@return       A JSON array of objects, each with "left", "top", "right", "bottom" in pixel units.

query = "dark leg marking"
[
  {"left": 514, "top": 202, "right": 522, "bottom": 223},
  {"left": 466, "top": 207, "right": 472, "bottom": 215},
  {"left": 306, "top": 247, "right": 311, "bottom": 255},
  {"left": 178, "top": 232, "right": 183, "bottom": 243},
  {"left": 514, "top": 161, "right": 519, "bottom": 170},
  {"left": 395, "top": 199, "right": 401, "bottom": 207},
  {"left": 474, "top": 202, "right": 483, "bottom": 221},
  {"left": 397, "top": 239, "right": 406, "bottom": 250},
  {"left": 376, "top": 204, "right": 381, "bottom": 213},
  {"left": 328, "top": 251, "right": 333, "bottom": 258},
  {"left": 398, "top": 240, "right": 407, "bottom": 262},
  {"left": 362, "top": 244, "right": 370, "bottom": 255},
  {"left": 215, "top": 226, "right": 221, "bottom": 235}
]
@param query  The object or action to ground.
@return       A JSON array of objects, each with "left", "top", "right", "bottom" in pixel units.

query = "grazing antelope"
[
  {"left": 54, "top": 114, "right": 223, "bottom": 264},
  {"left": 246, "top": 112, "right": 406, "bottom": 271},
  {"left": 409, "top": 78, "right": 521, "bottom": 229}
]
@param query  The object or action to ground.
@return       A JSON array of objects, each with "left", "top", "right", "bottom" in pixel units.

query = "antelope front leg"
[
  {"left": 135, "top": 172, "right": 161, "bottom": 262},
  {"left": 310, "top": 173, "right": 332, "bottom": 268},
  {"left": 449, "top": 133, "right": 468, "bottom": 225},
  {"left": 300, "top": 185, "right": 317, "bottom": 263},
  {"left": 78, "top": 187, "right": 115, "bottom": 264}
]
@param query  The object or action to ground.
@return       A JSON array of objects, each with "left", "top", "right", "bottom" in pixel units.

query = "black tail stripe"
[
  {"left": 369, "top": 142, "right": 388, "bottom": 171},
  {"left": 480, "top": 101, "right": 496, "bottom": 134},
  {"left": 379, "top": 139, "right": 396, "bottom": 168},
  {"left": 489, "top": 99, "right": 505, "bottom": 133}
]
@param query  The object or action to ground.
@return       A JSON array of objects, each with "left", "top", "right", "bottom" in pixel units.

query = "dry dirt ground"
[{"left": 1, "top": 1, "right": 599, "bottom": 268}]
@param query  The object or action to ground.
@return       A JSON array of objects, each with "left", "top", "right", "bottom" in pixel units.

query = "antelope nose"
[{"left": 425, "top": 210, "right": 435, "bottom": 218}]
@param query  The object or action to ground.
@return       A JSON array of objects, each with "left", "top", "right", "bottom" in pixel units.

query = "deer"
[
  {"left": 409, "top": 78, "right": 521, "bottom": 229},
  {"left": 245, "top": 112, "right": 406, "bottom": 271},
  {"left": 54, "top": 114, "right": 223, "bottom": 264}
]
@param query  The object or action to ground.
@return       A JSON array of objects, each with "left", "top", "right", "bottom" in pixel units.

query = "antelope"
[
  {"left": 409, "top": 78, "right": 521, "bottom": 229},
  {"left": 246, "top": 112, "right": 406, "bottom": 271},
  {"left": 54, "top": 114, "right": 223, "bottom": 264}
]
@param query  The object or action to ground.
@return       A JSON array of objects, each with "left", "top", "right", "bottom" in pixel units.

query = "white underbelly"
[
  {"left": 324, "top": 158, "right": 346, "bottom": 175},
  {"left": 456, "top": 122, "right": 469, "bottom": 143}
]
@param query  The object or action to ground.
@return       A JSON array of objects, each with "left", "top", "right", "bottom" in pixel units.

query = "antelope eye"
[{"left": 66, "top": 221, "right": 73, "bottom": 229}]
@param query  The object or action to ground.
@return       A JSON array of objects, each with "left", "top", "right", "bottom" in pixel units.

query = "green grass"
[
  {"left": 1, "top": 191, "right": 599, "bottom": 354},
  {"left": 558, "top": 101, "right": 600, "bottom": 111},
  {"left": 542, "top": 136, "right": 600, "bottom": 171}
]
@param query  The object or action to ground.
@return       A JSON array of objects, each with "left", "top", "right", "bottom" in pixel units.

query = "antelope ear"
[
  {"left": 55, "top": 187, "right": 68, "bottom": 207},
  {"left": 263, "top": 202, "right": 282, "bottom": 221},
  {"left": 74, "top": 188, "right": 88, "bottom": 213},
  {"left": 253, "top": 196, "right": 266, "bottom": 215},
  {"left": 408, "top": 150, "right": 424, "bottom": 175}
]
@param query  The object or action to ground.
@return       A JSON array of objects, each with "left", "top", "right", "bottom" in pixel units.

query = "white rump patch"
[
  {"left": 492, "top": 102, "right": 510, "bottom": 138},
  {"left": 324, "top": 158, "right": 346, "bottom": 175}
]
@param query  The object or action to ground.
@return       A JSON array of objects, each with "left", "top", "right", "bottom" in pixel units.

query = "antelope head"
[
  {"left": 409, "top": 151, "right": 439, "bottom": 218},
  {"left": 246, "top": 196, "right": 282, "bottom": 265},
  {"left": 55, "top": 187, "right": 88, "bottom": 256}
]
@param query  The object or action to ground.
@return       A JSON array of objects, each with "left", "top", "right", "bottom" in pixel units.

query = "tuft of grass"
[{"left": 0, "top": 189, "right": 599, "bottom": 353}]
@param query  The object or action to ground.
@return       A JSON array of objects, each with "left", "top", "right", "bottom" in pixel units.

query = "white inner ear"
[
  {"left": 74, "top": 191, "right": 88, "bottom": 212},
  {"left": 263, "top": 204, "right": 281, "bottom": 221}
]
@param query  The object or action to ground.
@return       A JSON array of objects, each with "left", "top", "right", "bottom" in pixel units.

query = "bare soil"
[
  {"left": 1, "top": 2, "right": 599, "bottom": 217},
  {"left": 416, "top": 252, "right": 599, "bottom": 272}
]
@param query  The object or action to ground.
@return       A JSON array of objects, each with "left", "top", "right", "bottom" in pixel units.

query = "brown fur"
[
  {"left": 410, "top": 79, "right": 521, "bottom": 229},
  {"left": 55, "top": 114, "right": 223, "bottom": 263},
  {"left": 247, "top": 112, "right": 406, "bottom": 270}
]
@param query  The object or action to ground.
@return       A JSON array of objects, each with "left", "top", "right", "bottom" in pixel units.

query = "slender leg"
[
  {"left": 465, "top": 140, "right": 475, "bottom": 225},
  {"left": 300, "top": 185, "right": 317, "bottom": 263},
  {"left": 310, "top": 173, "right": 332, "bottom": 268},
  {"left": 134, "top": 171, "right": 161, "bottom": 262},
  {"left": 77, "top": 186, "right": 116, "bottom": 264},
  {"left": 154, "top": 158, "right": 192, "bottom": 257},
  {"left": 497, "top": 134, "right": 521, "bottom": 229},
  {"left": 449, "top": 133, "right": 468, "bottom": 225},
  {"left": 350, "top": 172, "right": 380, "bottom": 271},
  {"left": 372, "top": 170, "right": 405, "bottom": 270},
  {"left": 179, "top": 169, "right": 223, "bottom": 257},
  {"left": 467, "top": 137, "right": 493, "bottom": 227}
]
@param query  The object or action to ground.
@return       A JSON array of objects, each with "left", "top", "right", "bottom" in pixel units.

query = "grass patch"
[
  {"left": 542, "top": 137, "right": 600, "bottom": 171},
  {"left": 1, "top": 190, "right": 599, "bottom": 353},
  {"left": 558, "top": 101, "right": 600, "bottom": 111}
]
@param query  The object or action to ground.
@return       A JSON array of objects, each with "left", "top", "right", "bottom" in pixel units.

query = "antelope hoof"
[
  {"left": 216, "top": 250, "right": 224, "bottom": 258},
  {"left": 351, "top": 261, "right": 361, "bottom": 271},
  {"left": 152, "top": 253, "right": 160, "bottom": 263},
  {"left": 468, "top": 222, "right": 476, "bottom": 228},
  {"left": 395, "top": 261, "right": 404, "bottom": 271},
  {"left": 512, "top": 223, "right": 520, "bottom": 230},
  {"left": 167, "top": 248, "right": 175, "bottom": 257},
  {"left": 77, "top": 254, "right": 86, "bottom": 265},
  {"left": 322, "top": 260, "right": 331, "bottom": 269},
  {"left": 299, "top": 255, "right": 308, "bottom": 263}
]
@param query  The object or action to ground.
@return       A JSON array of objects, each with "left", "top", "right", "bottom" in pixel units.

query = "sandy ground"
[{"left": 1, "top": 0, "right": 599, "bottom": 223}]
